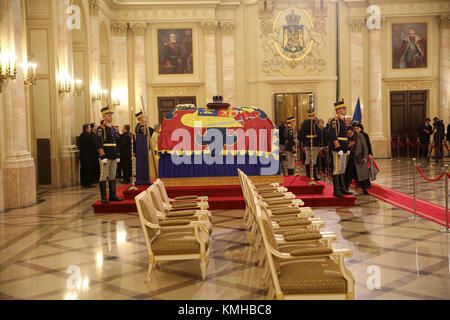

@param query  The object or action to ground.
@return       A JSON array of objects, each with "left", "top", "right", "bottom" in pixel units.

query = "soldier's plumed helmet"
[
  {"left": 286, "top": 116, "right": 296, "bottom": 123},
  {"left": 135, "top": 111, "right": 143, "bottom": 119},
  {"left": 101, "top": 106, "right": 114, "bottom": 115},
  {"left": 334, "top": 101, "right": 346, "bottom": 110}
]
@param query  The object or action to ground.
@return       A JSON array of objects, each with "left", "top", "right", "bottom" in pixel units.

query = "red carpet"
[
  {"left": 92, "top": 176, "right": 355, "bottom": 213},
  {"left": 354, "top": 183, "right": 449, "bottom": 227}
]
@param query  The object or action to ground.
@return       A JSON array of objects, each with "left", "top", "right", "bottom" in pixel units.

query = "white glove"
[
  {"left": 116, "top": 158, "right": 120, "bottom": 163},
  {"left": 101, "top": 158, "right": 108, "bottom": 164},
  {"left": 346, "top": 151, "right": 351, "bottom": 155},
  {"left": 338, "top": 150, "right": 344, "bottom": 156}
]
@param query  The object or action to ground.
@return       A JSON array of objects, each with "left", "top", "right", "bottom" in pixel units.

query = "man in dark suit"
[
  {"left": 418, "top": 118, "right": 432, "bottom": 159},
  {"left": 78, "top": 124, "right": 98, "bottom": 188}
]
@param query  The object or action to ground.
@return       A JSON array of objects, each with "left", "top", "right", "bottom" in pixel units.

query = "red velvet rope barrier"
[
  {"left": 418, "top": 141, "right": 430, "bottom": 148},
  {"left": 319, "top": 149, "right": 327, "bottom": 158},
  {"left": 415, "top": 166, "right": 446, "bottom": 182},
  {"left": 391, "top": 140, "right": 398, "bottom": 149},
  {"left": 408, "top": 140, "right": 418, "bottom": 146},
  {"left": 398, "top": 139, "right": 407, "bottom": 147}
]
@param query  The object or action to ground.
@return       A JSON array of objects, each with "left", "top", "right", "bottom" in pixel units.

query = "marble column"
[
  {"left": 201, "top": 22, "right": 218, "bottom": 103},
  {"left": 0, "top": 0, "right": 36, "bottom": 208},
  {"left": 438, "top": 15, "right": 450, "bottom": 123},
  {"left": 55, "top": 0, "right": 79, "bottom": 187},
  {"left": 130, "top": 23, "right": 148, "bottom": 117},
  {"left": 89, "top": 0, "right": 101, "bottom": 122},
  {"left": 368, "top": 21, "right": 387, "bottom": 157},
  {"left": 111, "top": 22, "right": 129, "bottom": 129},
  {"left": 221, "top": 22, "right": 236, "bottom": 106},
  {"left": 349, "top": 19, "right": 365, "bottom": 114}
]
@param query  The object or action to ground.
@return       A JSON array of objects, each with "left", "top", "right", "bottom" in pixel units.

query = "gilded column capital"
[
  {"left": 88, "top": 0, "right": 99, "bottom": 16},
  {"left": 220, "top": 22, "right": 235, "bottom": 36},
  {"left": 200, "top": 21, "right": 218, "bottom": 34},
  {"left": 438, "top": 14, "right": 450, "bottom": 29},
  {"left": 129, "top": 22, "right": 148, "bottom": 36},
  {"left": 349, "top": 18, "right": 366, "bottom": 33},
  {"left": 111, "top": 22, "right": 128, "bottom": 36}
]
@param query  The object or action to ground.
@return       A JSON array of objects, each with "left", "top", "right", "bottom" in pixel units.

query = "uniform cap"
[{"left": 101, "top": 106, "right": 114, "bottom": 115}]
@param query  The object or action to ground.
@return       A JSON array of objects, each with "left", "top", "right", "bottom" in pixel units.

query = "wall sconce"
[
  {"left": 56, "top": 72, "right": 71, "bottom": 94},
  {"left": 111, "top": 89, "right": 121, "bottom": 107},
  {"left": 91, "top": 84, "right": 108, "bottom": 103},
  {"left": 0, "top": 49, "right": 17, "bottom": 93},
  {"left": 73, "top": 79, "right": 84, "bottom": 96},
  {"left": 22, "top": 61, "right": 37, "bottom": 87}
]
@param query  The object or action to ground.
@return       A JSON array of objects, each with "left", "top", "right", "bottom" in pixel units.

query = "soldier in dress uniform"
[
  {"left": 284, "top": 116, "right": 297, "bottom": 176},
  {"left": 329, "top": 101, "right": 353, "bottom": 198},
  {"left": 300, "top": 108, "right": 322, "bottom": 181},
  {"left": 96, "top": 106, "right": 123, "bottom": 204},
  {"left": 135, "top": 111, "right": 153, "bottom": 137}
]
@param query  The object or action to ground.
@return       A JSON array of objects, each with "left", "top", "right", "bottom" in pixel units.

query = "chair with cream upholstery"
[
  {"left": 153, "top": 179, "right": 209, "bottom": 211},
  {"left": 147, "top": 185, "right": 213, "bottom": 233},
  {"left": 135, "top": 188, "right": 211, "bottom": 283}
]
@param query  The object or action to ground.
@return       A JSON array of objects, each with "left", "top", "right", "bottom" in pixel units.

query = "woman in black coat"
[
  {"left": 78, "top": 124, "right": 98, "bottom": 188},
  {"left": 353, "top": 123, "right": 372, "bottom": 188}
]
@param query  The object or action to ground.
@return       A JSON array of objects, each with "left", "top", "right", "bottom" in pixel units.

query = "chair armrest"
[
  {"left": 165, "top": 210, "right": 197, "bottom": 217},
  {"left": 270, "top": 208, "right": 301, "bottom": 215},
  {"left": 173, "top": 195, "right": 199, "bottom": 200},
  {"left": 159, "top": 219, "right": 191, "bottom": 226},
  {"left": 289, "top": 247, "right": 333, "bottom": 256},
  {"left": 284, "top": 233, "right": 322, "bottom": 241}
]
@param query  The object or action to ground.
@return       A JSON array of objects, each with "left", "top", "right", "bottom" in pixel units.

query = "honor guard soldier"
[
  {"left": 97, "top": 106, "right": 123, "bottom": 203},
  {"left": 330, "top": 100, "right": 353, "bottom": 198},
  {"left": 300, "top": 108, "right": 322, "bottom": 181},
  {"left": 135, "top": 111, "right": 153, "bottom": 137},
  {"left": 284, "top": 116, "right": 297, "bottom": 176}
]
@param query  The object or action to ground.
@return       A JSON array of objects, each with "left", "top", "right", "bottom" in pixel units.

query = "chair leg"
[
  {"left": 200, "top": 258, "right": 207, "bottom": 281},
  {"left": 144, "top": 261, "right": 156, "bottom": 283},
  {"left": 266, "top": 284, "right": 274, "bottom": 300}
]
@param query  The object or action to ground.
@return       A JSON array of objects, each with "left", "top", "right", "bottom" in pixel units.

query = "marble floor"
[{"left": 0, "top": 160, "right": 449, "bottom": 300}]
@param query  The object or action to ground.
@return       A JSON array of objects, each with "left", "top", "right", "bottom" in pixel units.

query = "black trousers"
[
  {"left": 121, "top": 157, "right": 132, "bottom": 182},
  {"left": 344, "top": 155, "right": 357, "bottom": 189},
  {"left": 419, "top": 139, "right": 429, "bottom": 158},
  {"left": 80, "top": 158, "right": 96, "bottom": 187}
]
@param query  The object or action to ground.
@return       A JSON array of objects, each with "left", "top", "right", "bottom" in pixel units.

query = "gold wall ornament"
[
  {"left": 261, "top": 6, "right": 326, "bottom": 76},
  {"left": 130, "top": 22, "right": 148, "bottom": 36}
]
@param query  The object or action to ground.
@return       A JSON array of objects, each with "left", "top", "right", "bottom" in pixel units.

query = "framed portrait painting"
[
  {"left": 157, "top": 28, "right": 193, "bottom": 74},
  {"left": 392, "top": 23, "right": 427, "bottom": 69}
]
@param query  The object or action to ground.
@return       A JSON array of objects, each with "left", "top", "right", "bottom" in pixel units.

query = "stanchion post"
[
  {"left": 440, "top": 165, "right": 450, "bottom": 233},
  {"left": 409, "top": 158, "right": 423, "bottom": 220},
  {"left": 417, "top": 137, "right": 420, "bottom": 158},
  {"left": 397, "top": 136, "right": 400, "bottom": 161},
  {"left": 406, "top": 137, "right": 410, "bottom": 159}
]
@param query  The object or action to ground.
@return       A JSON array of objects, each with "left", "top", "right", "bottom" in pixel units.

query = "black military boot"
[
  {"left": 99, "top": 181, "right": 109, "bottom": 204},
  {"left": 305, "top": 164, "right": 311, "bottom": 178},
  {"left": 108, "top": 179, "right": 123, "bottom": 201},
  {"left": 332, "top": 175, "right": 344, "bottom": 198},
  {"left": 313, "top": 165, "right": 322, "bottom": 181},
  {"left": 339, "top": 175, "right": 353, "bottom": 195}
]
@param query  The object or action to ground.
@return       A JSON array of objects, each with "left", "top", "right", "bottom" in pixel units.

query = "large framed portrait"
[
  {"left": 392, "top": 23, "right": 427, "bottom": 69},
  {"left": 157, "top": 28, "right": 193, "bottom": 74}
]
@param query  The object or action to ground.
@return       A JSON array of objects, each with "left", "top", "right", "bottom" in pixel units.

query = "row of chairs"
[
  {"left": 135, "top": 179, "right": 212, "bottom": 283},
  {"left": 237, "top": 169, "right": 355, "bottom": 300}
]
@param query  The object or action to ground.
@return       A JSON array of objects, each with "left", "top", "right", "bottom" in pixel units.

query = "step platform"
[{"left": 92, "top": 175, "right": 355, "bottom": 213}]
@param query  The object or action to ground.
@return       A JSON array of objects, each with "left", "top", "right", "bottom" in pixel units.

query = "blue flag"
[{"left": 352, "top": 97, "right": 362, "bottom": 123}]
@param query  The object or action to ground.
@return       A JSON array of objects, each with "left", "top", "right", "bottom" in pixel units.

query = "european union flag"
[{"left": 352, "top": 97, "right": 362, "bottom": 123}]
